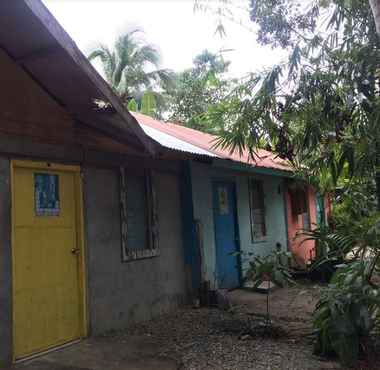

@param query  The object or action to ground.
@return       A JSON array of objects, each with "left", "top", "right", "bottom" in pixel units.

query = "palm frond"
[
  {"left": 87, "top": 29, "right": 169, "bottom": 105},
  {"left": 130, "top": 44, "right": 160, "bottom": 67},
  {"left": 145, "top": 69, "right": 175, "bottom": 89},
  {"left": 88, "top": 45, "right": 116, "bottom": 84}
]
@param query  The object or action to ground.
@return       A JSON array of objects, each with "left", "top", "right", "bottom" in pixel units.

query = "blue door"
[{"left": 212, "top": 181, "right": 240, "bottom": 289}]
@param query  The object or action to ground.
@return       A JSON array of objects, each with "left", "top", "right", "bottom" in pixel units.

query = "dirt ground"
[
  {"left": 112, "top": 284, "right": 347, "bottom": 370},
  {"left": 228, "top": 283, "right": 321, "bottom": 335},
  {"left": 13, "top": 283, "right": 380, "bottom": 370}
]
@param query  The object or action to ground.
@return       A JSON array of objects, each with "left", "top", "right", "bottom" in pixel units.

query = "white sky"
[{"left": 43, "top": 0, "right": 286, "bottom": 78}]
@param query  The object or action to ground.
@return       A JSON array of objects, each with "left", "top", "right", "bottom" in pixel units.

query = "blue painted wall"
[{"left": 190, "top": 160, "right": 288, "bottom": 288}]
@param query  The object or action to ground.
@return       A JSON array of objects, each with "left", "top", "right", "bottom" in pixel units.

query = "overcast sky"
[{"left": 43, "top": 0, "right": 285, "bottom": 78}]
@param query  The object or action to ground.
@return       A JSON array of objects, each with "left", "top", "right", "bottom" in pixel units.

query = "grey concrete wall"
[
  {"left": 84, "top": 167, "right": 187, "bottom": 334},
  {"left": 0, "top": 156, "right": 186, "bottom": 365},
  {"left": 0, "top": 158, "right": 12, "bottom": 366}
]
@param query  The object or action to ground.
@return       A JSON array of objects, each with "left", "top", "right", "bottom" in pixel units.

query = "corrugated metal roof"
[
  {"left": 132, "top": 112, "right": 291, "bottom": 172},
  {"left": 140, "top": 124, "right": 216, "bottom": 157}
]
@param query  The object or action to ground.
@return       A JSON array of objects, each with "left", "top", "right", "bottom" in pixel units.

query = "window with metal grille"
[
  {"left": 289, "top": 187, "right": 311, "bottom": 231},
  {"left": 248, "top": 179, "right": 266, "bottom": 241},
  {"left": 120, "top": 168, "right": 159, "bottom": 261}
]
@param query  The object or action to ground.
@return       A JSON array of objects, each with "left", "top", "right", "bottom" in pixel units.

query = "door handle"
[{"left": 71, "top": 248, "right": 80, "bottom": 255}]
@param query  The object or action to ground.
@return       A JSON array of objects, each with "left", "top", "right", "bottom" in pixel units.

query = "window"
[
  {"left": 301, "top": 211, "right": 311, "bottom": 231},
  {"left": 289, "top": 187, "right": 311, "bottom": 230},
  {"left": 290, "top": 188, "right": 308, "bottom": 216},
  {"left": 120, "top": 168, "right": 159, "bottom": 261},
  {"left": 248, "top": 179, "right": 266, "bottom": 240}
]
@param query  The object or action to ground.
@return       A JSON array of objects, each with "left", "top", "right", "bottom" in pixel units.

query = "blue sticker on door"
[
  {"left": 35, "top": 173, "right": 60, "bottom": 216},
  {"left": 213, "top": 181, "right": 240, "bottom": 289}
]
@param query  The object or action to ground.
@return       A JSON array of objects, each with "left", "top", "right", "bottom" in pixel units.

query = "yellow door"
[{"left": 12, "top": 161, "right": 86, "bottom": 360}]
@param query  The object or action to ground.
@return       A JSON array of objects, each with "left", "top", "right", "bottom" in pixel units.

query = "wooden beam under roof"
[
  {"left": 14, "top": 45, "right": 61, "bottom": 65},
  {"left": 0, "top": 0, "right": 158, "bottom": 156},
  {"left": 23, "top": 0, "right": 156, "bottom": 156}
]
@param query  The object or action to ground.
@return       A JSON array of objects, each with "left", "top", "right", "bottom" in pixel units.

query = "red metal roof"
[{"left": 132, "top": 112, "right": 291, "bottom": 172}]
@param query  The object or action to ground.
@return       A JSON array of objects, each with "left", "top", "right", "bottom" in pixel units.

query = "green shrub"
[{"left": 313, "top": 262, "right": 380, "bottom": 367}]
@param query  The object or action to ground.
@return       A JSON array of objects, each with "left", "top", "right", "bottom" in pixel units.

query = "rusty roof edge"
[
  {"left": 23, "top": 0, "right": 157, "bottom": 156},
  {"left": 132, "top": 112, "right": 292, "bottom": 173}
]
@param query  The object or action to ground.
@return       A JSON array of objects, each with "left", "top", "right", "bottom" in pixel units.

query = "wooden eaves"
[{"left": 0, "top": 0, "right": 156, "bottom": 156}]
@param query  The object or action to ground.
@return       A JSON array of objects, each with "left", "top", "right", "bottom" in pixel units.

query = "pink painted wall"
[{"left": 285, "top": 186, "right": 330, "bottom": 268}]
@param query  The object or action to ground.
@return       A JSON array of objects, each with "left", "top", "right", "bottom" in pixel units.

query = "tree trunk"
[
  {"left": 377, "top": 169, "right": 380, "bottom": 212},
  {"left": 369, "top": 0, "right": 380, "bottom": 210},
  {"left": 369, "top": 0, "right": 380, "bottom": 35}
]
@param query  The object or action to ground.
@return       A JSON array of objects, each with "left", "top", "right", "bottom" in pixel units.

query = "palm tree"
[{"left": 88, "top": 30, "right": 173, "bottom": 110}]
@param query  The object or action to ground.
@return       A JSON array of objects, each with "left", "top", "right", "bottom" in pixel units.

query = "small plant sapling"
[{"left": 245, "top": 247, "right": 294, "bottom": 326}]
